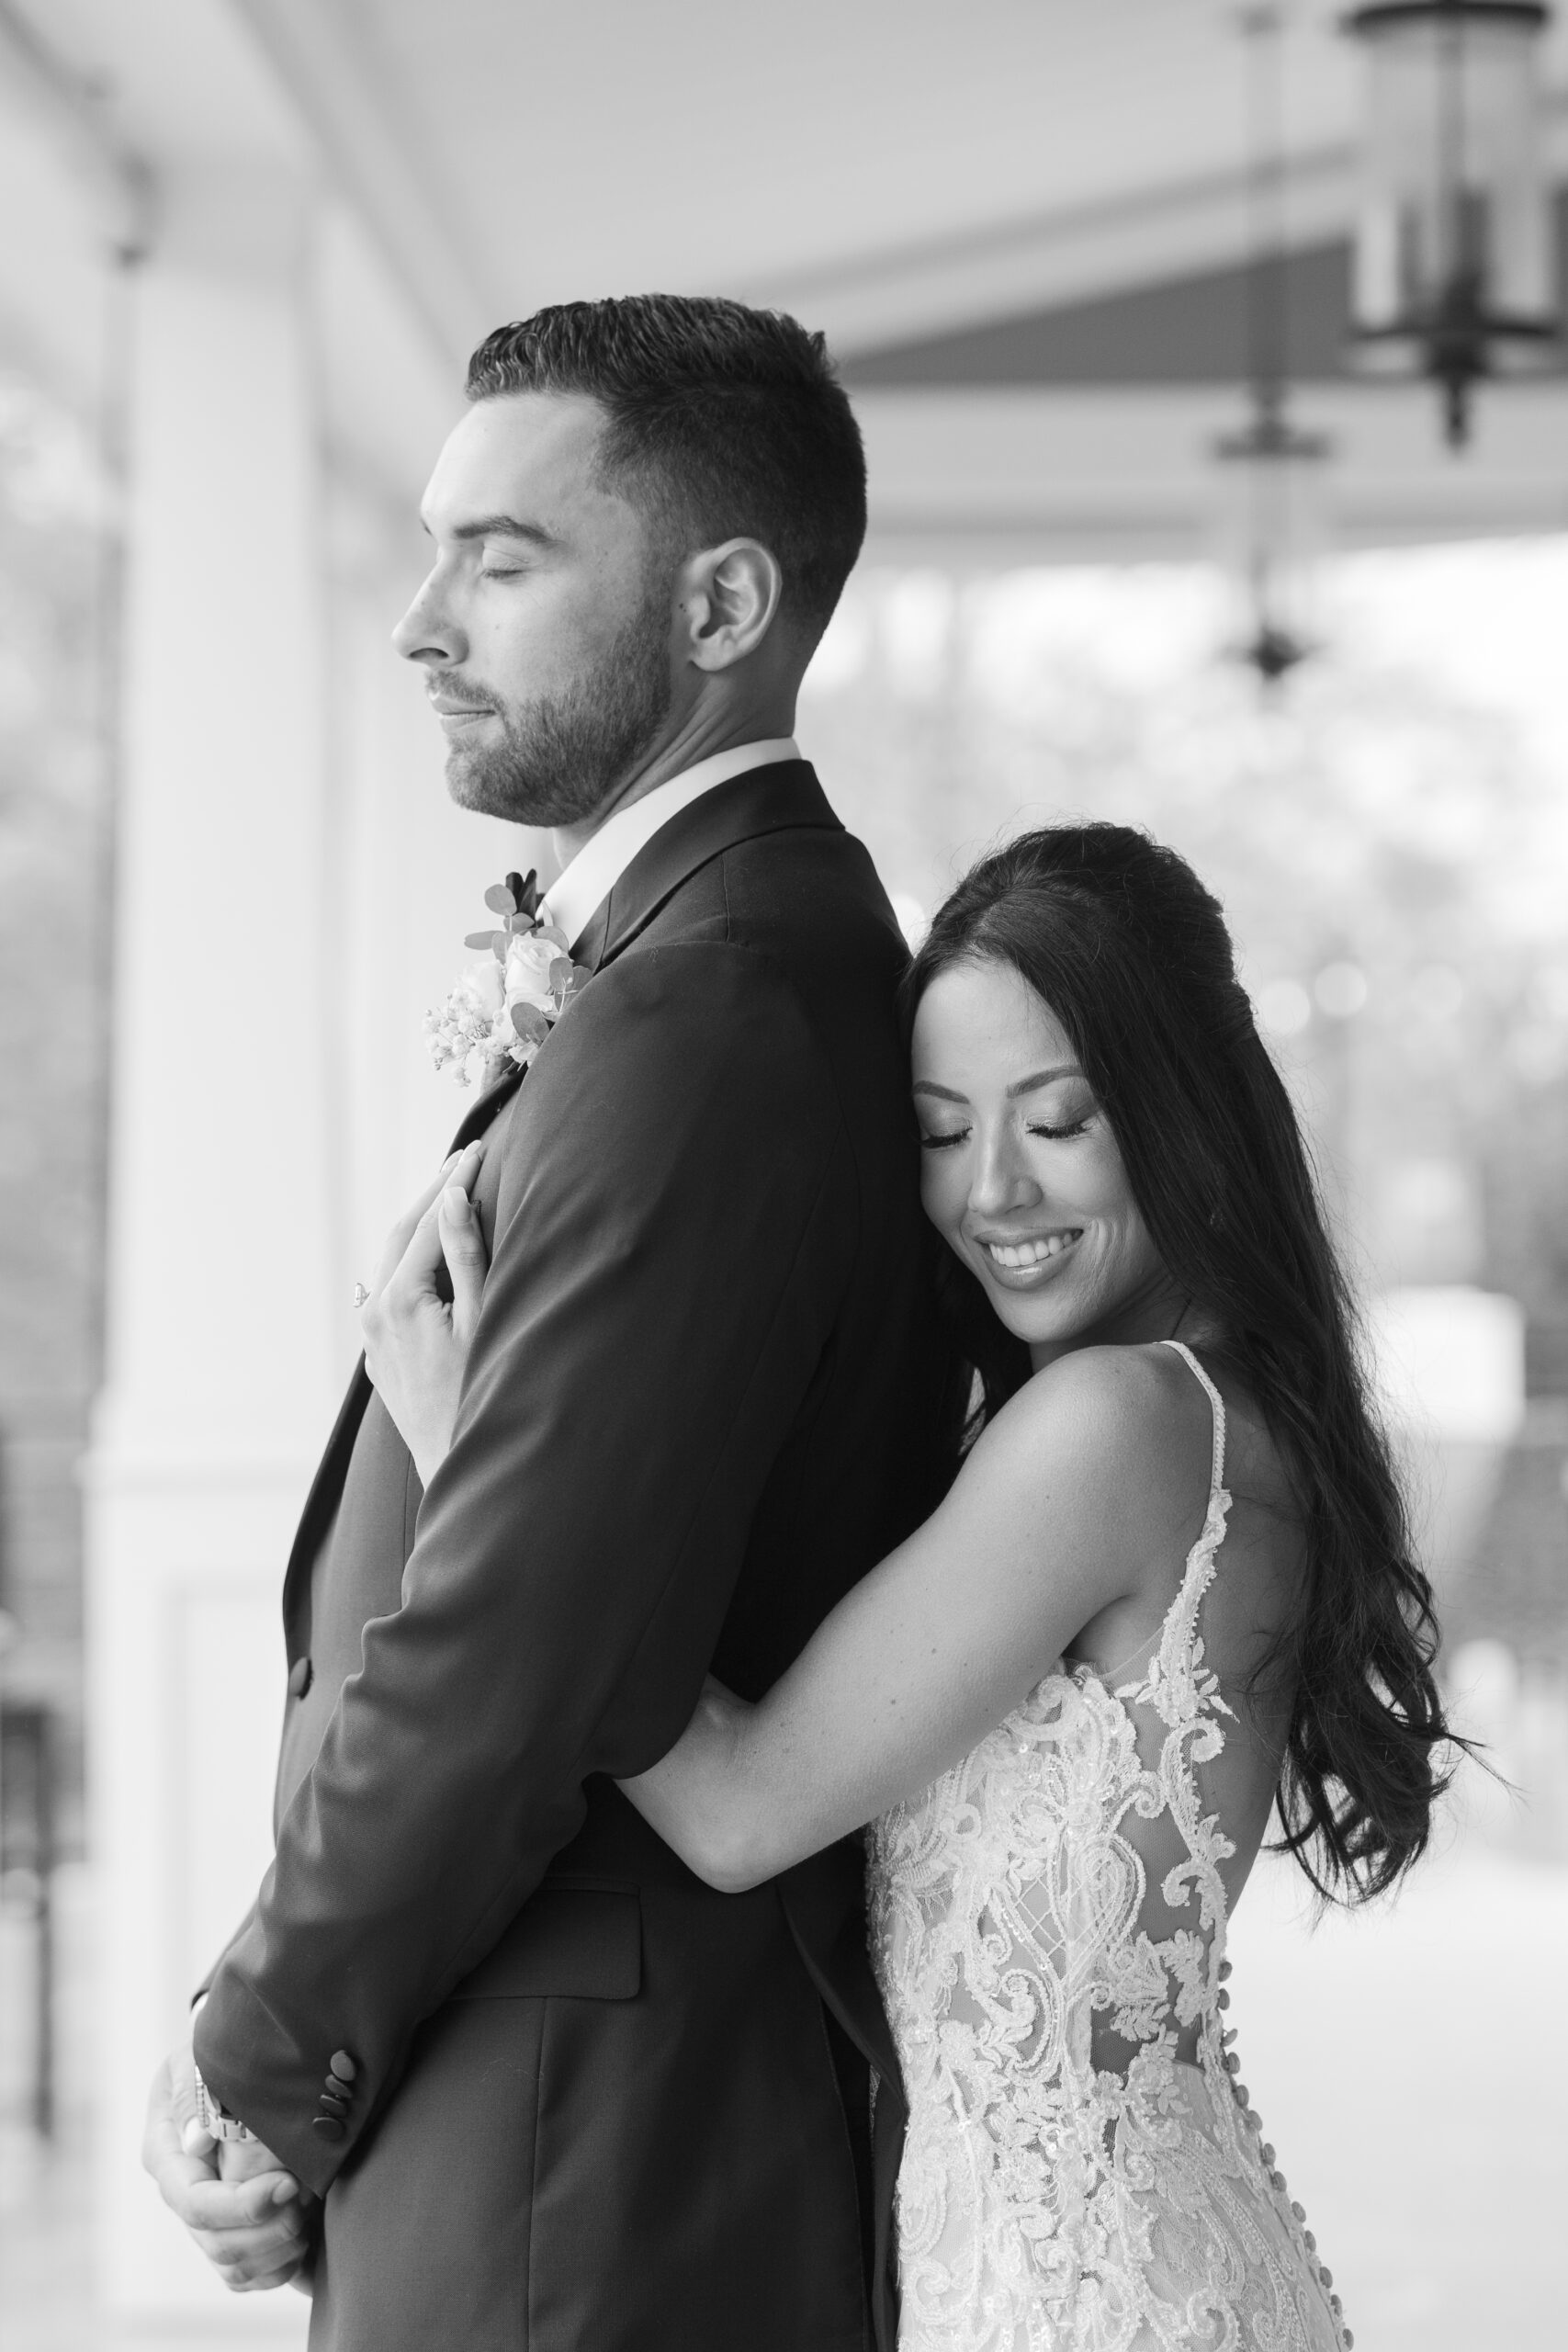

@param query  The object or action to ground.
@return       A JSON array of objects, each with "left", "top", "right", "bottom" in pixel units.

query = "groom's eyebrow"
[
  {"left": 421, "top": 513, "right": 559, "bottom": 547},
  {"left": 455, "top": 514, "right": 559, "bottom": 546}
]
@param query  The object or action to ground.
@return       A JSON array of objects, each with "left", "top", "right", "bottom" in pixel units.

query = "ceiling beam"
[
  {"left": 762, "top": 91, "right": 1568, "bottom": 361},
  {"left": 759, "top": 143, "right": 1358, "bottom": 359},
  {"left": 229, "top": 0, "right": 495, "bottom": 375}
]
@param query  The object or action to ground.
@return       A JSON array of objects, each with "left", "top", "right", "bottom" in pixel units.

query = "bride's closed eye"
[{"left": 919, "top": 1117, "right": 1092, "bottom": 1150}]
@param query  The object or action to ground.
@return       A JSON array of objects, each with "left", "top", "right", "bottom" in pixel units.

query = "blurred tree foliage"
[{"left": 803, "top": 564, "right": 1568, "bottom": 1323}]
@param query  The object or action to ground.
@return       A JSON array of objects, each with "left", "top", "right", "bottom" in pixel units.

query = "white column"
[{"left": 85, "top": 161, "right": 333, "bottom": 2335}]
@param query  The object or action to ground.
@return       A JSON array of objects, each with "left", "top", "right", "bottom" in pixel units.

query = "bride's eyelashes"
[{"left": 918, "top": 1118, "right": 1092, "bottom": 1152}]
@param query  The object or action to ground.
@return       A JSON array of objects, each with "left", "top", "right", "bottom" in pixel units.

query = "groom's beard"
[{"left": 441, "top": 581, "right": 674, "bottom": 831}]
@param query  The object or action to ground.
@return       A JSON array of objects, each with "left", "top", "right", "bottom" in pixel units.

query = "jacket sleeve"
[{"left": 194, "top": 943, "right": 854, "bottom": 2188}]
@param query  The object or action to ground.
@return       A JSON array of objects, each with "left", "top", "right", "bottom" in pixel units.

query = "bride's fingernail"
[{"left": 443, "top": 1185, "right": 470, "bottom": 1220}]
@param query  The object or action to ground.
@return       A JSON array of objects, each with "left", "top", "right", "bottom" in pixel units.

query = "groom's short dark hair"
[{"left": 465, "top": 295, "right": 866, "bottom": 639}]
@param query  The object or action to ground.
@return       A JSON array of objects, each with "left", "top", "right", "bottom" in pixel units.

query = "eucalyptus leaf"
[
  {"left": 484, "top": 883, "right": 516, "bottom": 916},
  {"left": 464, "top": 930, "right": 499, "bottom": 951}
]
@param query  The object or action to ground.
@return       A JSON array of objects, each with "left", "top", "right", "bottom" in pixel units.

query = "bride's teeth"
[{"left": 987, "top": 1230, "right": 1081, "bottom": 1268}]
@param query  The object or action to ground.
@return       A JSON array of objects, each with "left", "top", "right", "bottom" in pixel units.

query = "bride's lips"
[{"left": 973, "top": 1227, "right": 1084, "bottom": 1289}]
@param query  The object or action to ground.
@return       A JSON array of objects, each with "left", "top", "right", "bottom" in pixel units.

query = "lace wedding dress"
[{"left": 867, "top": 1342, "right": 1350, "bottom": 2352}]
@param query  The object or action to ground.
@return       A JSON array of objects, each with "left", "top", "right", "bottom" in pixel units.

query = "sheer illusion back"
[{"left": 867, "top": 1342, "right": 1350, "bottom": 2352}]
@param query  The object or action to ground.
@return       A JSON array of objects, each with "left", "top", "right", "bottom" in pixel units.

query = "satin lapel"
[
  {"left": 279, "top": 1362, "right": 374, "bottom": 1638},
  {"left": 568, "top": 896, "right": 611, "bottom": 969},
  {"left": 279, "top": 767, "right": 836, "bottom": 1636},
  {"left": 596, "top": 761, "right": 840, "bottom": 967},
  {"left": 279, "top": 1056, "right": 531, "bottom": 1638},
  {"left": 448, "top": 1057, "right": 526, "bottom": 1149}
]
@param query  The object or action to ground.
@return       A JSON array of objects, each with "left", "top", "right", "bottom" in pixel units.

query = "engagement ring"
[{"left": 352, "top": 1283, "right": 370, "bottom": 1308}]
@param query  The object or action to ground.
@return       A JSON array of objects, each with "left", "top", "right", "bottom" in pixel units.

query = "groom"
[{"left": 143, "top": 295, "right": 953, "bottom": 2348}]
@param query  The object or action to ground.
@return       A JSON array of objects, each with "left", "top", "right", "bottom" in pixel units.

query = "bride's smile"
[{"left": 910, "top": 955, "right": 1180, "bottom": 1363}]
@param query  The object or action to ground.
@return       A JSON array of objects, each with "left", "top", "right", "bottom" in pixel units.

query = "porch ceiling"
[{"left": 2, "top": 0, "right": 1565, "bottom": 546}]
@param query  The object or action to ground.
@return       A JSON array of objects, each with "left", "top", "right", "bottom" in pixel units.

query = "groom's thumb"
[{"left": 166, "top": 2041, "right": 214, "bottom": 2158}]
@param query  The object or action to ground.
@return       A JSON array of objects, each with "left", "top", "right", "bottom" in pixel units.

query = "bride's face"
[{"left": 910, "top": 956, "right": 1173, "bottom": 1367}]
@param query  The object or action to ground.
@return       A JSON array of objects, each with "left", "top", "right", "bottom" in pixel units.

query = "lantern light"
[
  {"left": 1214, "top": 396, "right": 1333, "bottom": 684},
  {"left": 1344, "top": 1, "right": 1560, "bottom": 446},
  {"left": 1213, "top": 5, "right": 1335, "bottom": 686}
]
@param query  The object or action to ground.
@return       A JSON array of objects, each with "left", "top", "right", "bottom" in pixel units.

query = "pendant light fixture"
[
  {"left": 1215, "top": 4, "right": 1333, "bottom": 685},
  {"left": 1344, "top": 2, "right": 1560, "bottom": 446}
]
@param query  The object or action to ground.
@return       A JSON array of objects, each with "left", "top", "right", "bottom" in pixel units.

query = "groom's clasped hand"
[
  {"left": 141, "top": 1137, "right": 489, "bottom": 2290},
  {"left": 141, "top": 2040, "right": 310, "bottom": 2294}
]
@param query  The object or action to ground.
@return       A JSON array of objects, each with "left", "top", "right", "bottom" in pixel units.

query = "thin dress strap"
[{"left": 1158, "top": 1339, "right": 1227, "bottom": 1507}]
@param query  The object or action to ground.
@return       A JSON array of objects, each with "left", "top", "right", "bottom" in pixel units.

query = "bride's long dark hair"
[{"left": 903, "top": 820, "right": 1455, "bottom": 1904}]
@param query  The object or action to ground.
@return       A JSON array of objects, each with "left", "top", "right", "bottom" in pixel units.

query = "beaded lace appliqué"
[{"left": 867, "top": 1342, "right": 1350, "bottom": 2352}]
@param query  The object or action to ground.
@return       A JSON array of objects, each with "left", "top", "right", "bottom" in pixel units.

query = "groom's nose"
[{"left": 392, "top": 570, "right": 468, "bottom": 667}]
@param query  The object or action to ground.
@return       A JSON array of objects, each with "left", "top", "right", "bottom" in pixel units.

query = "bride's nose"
[{"left": 966, "top": 1121, "right": 1043, "bottom": 1221}]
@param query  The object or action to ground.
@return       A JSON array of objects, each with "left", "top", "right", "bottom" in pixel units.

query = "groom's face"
[{"left": 394, "top": 392, "right": 674, "bottom": 827}]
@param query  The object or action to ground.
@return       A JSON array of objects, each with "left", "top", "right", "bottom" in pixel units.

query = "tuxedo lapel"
[
  {"left": 449, "top": 1058, "right": 526, "bottom": 1151},
  {"left": 281, "top": 1055, "right": 530, "bottom": 1636},
  {"left": 280, "top": 763, "right": 836, "bottom": 1649},
  {"left": 568, "top": 896, "right": 611, "bottom": 969},
  {"left": 280, "top": 1363, "right": 374, "bottom": 1639},
  {"left": 596, "top": 761, "right": 840, "bottom": 967}
]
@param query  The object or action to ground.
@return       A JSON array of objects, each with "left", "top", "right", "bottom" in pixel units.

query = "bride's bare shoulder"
[{"left": 958, "top": 1342, "right": 1219, "bottom": 1533}]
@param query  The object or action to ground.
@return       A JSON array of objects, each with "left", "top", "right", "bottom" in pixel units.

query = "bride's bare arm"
[{"left": 620, "top": 1344, "right": 1199, "bottom": 1891}]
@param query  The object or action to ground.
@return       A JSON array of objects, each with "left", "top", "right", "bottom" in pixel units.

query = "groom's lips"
[{"left": 430, "top": 695, "right": 496, "bottom": 729}]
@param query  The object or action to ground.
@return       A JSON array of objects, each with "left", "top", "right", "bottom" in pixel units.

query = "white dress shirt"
[{"left": 541, "top": 738, "right": 801, "bottom": 950}]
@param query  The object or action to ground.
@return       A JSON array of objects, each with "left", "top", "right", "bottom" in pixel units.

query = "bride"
[{"left": 366, "top": 821, "right": 1453, "bottom": 2352}]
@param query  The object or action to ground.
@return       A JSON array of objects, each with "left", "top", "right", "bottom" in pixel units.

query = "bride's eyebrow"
[
  {"left": 1007, "top": 1064, "right": 1080, "bottom": 1097},
  {"left": 911, "top": 1080, "right": 967, "bottom": 1103}
]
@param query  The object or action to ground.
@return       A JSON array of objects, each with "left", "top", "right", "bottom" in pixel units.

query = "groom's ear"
[{"left": 678, "top": 538, "right": 784, "bottom": 672}]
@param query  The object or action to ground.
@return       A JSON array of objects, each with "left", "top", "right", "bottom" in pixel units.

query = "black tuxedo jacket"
[{"left": 194, "top": 762, "right": 954, "bottom": 2351}]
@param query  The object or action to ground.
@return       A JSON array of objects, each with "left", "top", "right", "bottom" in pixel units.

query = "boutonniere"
[{"left": 423, "top": 869, "right": 592, "bottom": 1088}]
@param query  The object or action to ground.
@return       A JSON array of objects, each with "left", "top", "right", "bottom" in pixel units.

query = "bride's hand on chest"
[{"left": 358, "top": 1139, "right": 491, "bottom": 1486}]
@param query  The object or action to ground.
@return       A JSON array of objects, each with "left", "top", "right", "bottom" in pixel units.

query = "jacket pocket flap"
[{"left": 450, "top": 1887, "right": 641, "bottom": 2001}]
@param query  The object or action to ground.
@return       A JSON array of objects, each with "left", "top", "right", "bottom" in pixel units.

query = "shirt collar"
[{"left": 541, "top": 738, "right": 800, "bottom": 952}]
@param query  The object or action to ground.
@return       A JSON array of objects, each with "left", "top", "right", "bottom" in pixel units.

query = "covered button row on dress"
[{"left": 1215, "top": 1959, "right": 1354, "bottom": 2350}]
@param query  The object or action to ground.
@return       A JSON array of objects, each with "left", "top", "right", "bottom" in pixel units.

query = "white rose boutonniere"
[{"left": 423, "top": 869, "right": 592, "bottom": 1087}]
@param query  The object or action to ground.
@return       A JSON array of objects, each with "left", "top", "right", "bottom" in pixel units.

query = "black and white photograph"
[{"left": 1, "top": 5, "right": 1565, "bottom": 2348}]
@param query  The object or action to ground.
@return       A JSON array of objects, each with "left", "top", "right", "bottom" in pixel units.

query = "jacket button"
[
  {"left": 287, "top": 1657, "right": 312, "bottom": 1700},
  {"left": 310, "top": 2115, "right": 345, "bottom": 2141},
  {"left": 329, "top": 2050, "right": 357, "bottom": 2083},
  {"left": 319, "top": 2093, "right": 348, "bottom": 2119}
]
